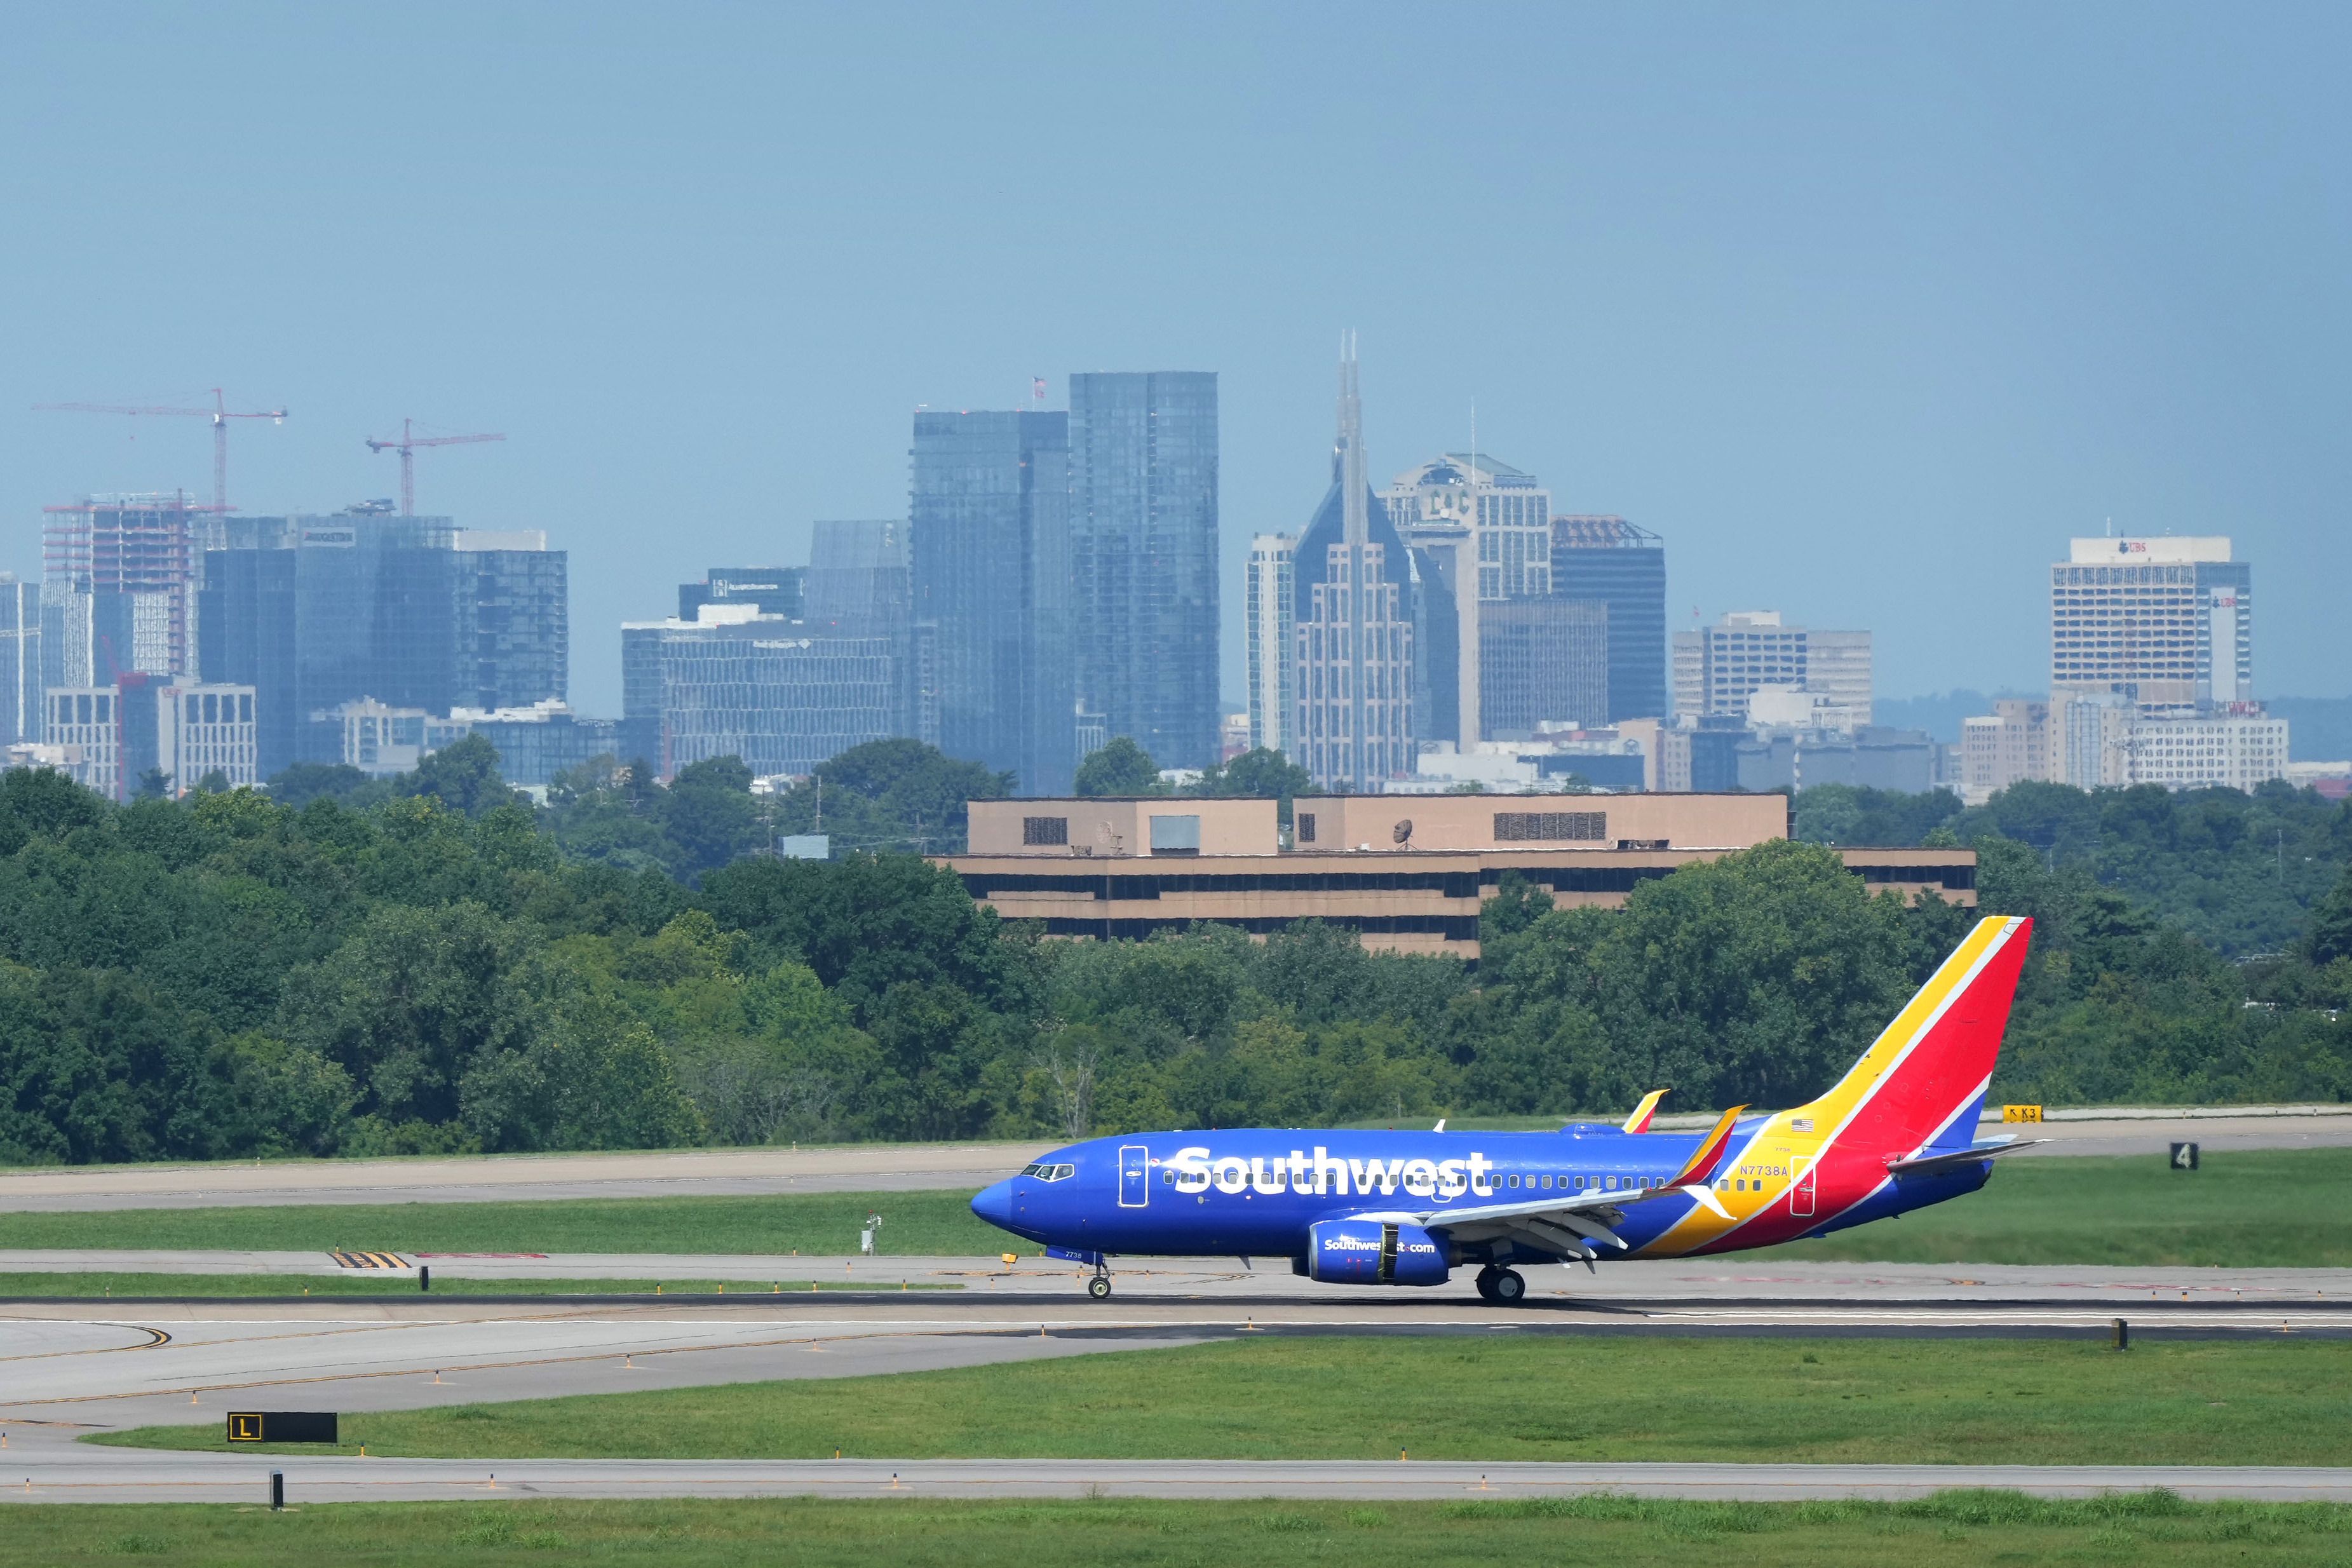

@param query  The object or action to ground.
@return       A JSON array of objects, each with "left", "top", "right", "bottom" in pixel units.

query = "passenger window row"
[{"left": 1502, "top": 1173, "right": 1658, "bottom": 1193}]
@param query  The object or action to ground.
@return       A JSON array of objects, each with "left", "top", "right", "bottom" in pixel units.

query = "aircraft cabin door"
[
  {"left": 1118, "top": 1145, "right": 1150, "bottom": 1208},
  {"left": 1790, "top": 1154, "right": 1817, "bottom": 1219}
]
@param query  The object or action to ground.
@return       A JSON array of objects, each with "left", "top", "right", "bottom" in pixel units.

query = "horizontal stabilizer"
[{"left": 1884, "top": 1140, "right": 2045, "bottom": 1176}]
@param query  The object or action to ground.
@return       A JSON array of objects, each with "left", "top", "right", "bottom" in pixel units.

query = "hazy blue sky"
[{"left": 4, "top": 3, "right": 2345, "bottom": 715}]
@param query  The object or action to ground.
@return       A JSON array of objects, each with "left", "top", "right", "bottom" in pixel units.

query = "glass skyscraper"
[
  {"left": 806, "top": 519, "right": 914, "bottom": 736},
  {"left": 1068, "top": 372, "right": 1219, "bottom": 771},
  {"left": 1551, "top": 515, "right": 1668, "bottom": 722},
  {"left": 909, "top": 410, "right": 1074, "bottom": 795},
  {"left": 199, "top": 514, "right": 569, "bottom": 777}
]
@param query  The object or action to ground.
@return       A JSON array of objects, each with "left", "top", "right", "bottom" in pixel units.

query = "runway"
[
  {"left": 3, "top": 1105, "right": 2344, "bottom": 1212},
  {"left": 4, "top": 1257, "right": 2345, "bottom": 1507},
  {"left": 8, "top": 1449, "right": 2352, "bottom": 1505},
  {"left": 7, "top": 1248, "right": 2352, "bottom": 1304},
  {"left": 2, "top": 1259, "right": 2346, "bottom": 1442}
]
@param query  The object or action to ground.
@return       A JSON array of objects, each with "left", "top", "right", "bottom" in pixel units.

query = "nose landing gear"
[
  {"left": 1086, "top": 1264, "right": 1112, "bottom": 1301},
  {"left": 1473, "top": 1266, "right": 1527, "bottom": 1306}
]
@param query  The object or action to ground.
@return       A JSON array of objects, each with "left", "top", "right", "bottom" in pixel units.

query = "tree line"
[{"left": 0, "top": 749, "right": 2346, "bottom": 1165}]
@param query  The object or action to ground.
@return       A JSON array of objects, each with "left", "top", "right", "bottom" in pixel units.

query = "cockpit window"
[
  {"left": 1022, "top": 1162, "right": 1076, "bottom": 1182},
  {"left": 1054, "top": 1163, "right": 1075, "bottom": 1180},
  {"left": 1020, "top": 1163, "right": 1044, "bottom": 1177}
]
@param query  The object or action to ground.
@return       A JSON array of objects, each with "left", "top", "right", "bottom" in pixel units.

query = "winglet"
[
  {"left": 1666, "top": 1104, "right": 1748, "bottom": 1187},
  {"left": 1621, "top": 1089, "right": 1670, "bottom": 1135}
]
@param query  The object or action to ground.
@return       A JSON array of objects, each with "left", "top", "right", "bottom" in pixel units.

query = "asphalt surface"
[
  {"left": 2, "top": 1258, "right": 2345, "bottom": 1433},
  {"left": 1, "top": 1107, "right": 2344, "bottom": 1213},
  {"left": 8, "top": 1250, "right": 2352, "bottom": 1304},
  {"left": 5, "top": 1257, "right": 2346, "bottom": 1505}
]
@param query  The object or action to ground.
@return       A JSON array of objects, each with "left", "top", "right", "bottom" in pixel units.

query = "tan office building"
[{"left": 947, "top": 795, "right": 1974, "bottom": 963}]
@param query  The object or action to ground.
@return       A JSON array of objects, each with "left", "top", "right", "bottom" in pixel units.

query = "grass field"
[
  {"left": 5, "top": 1493, "right": 2351, "bottom": 1567},
  {"left": 1797, "top": 1146, "right": 2352, "bottom": 1266},
  {"left": 99, "top": 1334, "right": 2352, "bottom": 1467},
  {"left": 0, "top": 1273, "right": 954, "bottom": 1299},
  {"left": 0, "top": 1189, "right": 1008, "bottom": 1258},
  {"left": 4, "top": 1147, "right": 2347, "bottom": 1266}
]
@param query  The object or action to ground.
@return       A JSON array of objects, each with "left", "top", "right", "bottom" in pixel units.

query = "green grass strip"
[
  {"left": 1796, "top": 1146, "right": 2352, "bottom": 1266},
  {"left": 5, "top": 1493, "right": 2352, "bottom": 1567},
  {"left": 0, "top": 1189, "right": 1007, "bottom": 1259},
  {"left": 96, "top": 1334, "right": 2352, "bottom": 1467},
  {"left": 6, "top": 1148, "right": 2348, "bottom": 1266},
  {"left": 0, "top": 1273, "right": 955, "bottom": 1299}
]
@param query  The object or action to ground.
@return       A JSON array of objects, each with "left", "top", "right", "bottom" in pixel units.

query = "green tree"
[
  {"left": 276, "top": 902, "right": 537, "bottom": 1132},
  {"left": 265, "top": 762, "right": 375, "bottom": 808},
  {"left": 1205, "top": 747, "right": 1311, "bottom": 799},
  {"left": 2308, "top": 864, "right": 2352, "bottom": 967},
  {"left": 403, "top": 734, "right": 521, "bottom": 817},
  {"left": 1486, "top": 839, "right": 1914, "bottom": 1111},
  {"left": 1076, "top": 736, "right": 1161, "bottom": 797},
  {"left": 656, "top": 755, "right": 768, "bottom": 881},
  {"left": 769, "top": 738, "right": 1011, "bottom": 855}
]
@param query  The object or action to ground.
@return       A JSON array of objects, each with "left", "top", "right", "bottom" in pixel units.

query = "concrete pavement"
[
  {"left": 6, "top": 1441, "right": 2351, "bottom": 1504},
  {"left": 2, "top": 1259, "right": 2345, "bottom": 1443},
  {"left": 6, "top": 1250, "right": 2352, "bottom": 1302}
]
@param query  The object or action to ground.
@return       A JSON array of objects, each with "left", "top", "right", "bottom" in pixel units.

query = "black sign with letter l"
[{"left": 227, "top": 1412, "right": 338, "bottom": 1444}]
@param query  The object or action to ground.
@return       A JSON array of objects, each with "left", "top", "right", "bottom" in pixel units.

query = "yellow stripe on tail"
[{"left": 1621, "top": 1088, "right": 1670, "bottom": 1135}]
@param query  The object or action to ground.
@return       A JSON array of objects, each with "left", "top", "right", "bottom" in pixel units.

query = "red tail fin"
[{"left": 1806, "top": 916, "right": 2033, "bottom": 1160}]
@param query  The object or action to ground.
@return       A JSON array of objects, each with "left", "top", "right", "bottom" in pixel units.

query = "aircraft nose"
[{"left": 970, "top": 1180, "right": 1015, "bottom": 1230}]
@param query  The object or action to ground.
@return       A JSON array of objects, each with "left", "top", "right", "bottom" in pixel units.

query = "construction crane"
[
  {"left": 365, "top": 418, "right": 504, "bottom": 515},
  {"left": 33, "top": 388, "right": 287, "bottom": 511}
]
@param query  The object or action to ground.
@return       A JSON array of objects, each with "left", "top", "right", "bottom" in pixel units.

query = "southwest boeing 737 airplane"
[{"left": 971, "top": 914, "right": 2038, "bottom": 1303}]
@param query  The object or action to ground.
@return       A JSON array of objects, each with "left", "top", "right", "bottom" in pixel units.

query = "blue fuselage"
[{"left": 969, "top": 1124, "right": 1987, "bottom": 1266}]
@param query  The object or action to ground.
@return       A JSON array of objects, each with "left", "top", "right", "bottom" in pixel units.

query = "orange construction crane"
[
  {"left": 365, "top": 418, "right": 504, "bottom": 515},
  {"left": 34, "top": 388, "right": 287, "bottom": 511}
]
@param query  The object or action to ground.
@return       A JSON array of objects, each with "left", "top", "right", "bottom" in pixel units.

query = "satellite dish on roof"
[{"left": 1392, "top": 818, "right": 1413, "bottom": 844}]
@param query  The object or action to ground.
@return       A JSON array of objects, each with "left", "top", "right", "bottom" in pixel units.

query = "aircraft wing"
[{"left": 1360, "top": 1181, "right": 1731, "bottom": 1266}]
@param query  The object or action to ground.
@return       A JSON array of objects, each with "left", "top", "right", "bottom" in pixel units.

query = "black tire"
[
  {"left": 1087, "top": 1275, "right": 1112, "bottom": 1301},
  {"left": 1490, "top": 1267, "right": 1527, "bottom": 1306},
  {"left": 1473, "top": 1267, "right": 1499, "bottom": 1304}
]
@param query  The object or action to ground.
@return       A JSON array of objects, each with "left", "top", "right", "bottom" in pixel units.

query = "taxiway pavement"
[
  {"left": 3, "top": 1258, "right": 2346, "bottom": 1444},
  {"left": 8, "top": 1447, "right": 2352, "bottom": 1504}
]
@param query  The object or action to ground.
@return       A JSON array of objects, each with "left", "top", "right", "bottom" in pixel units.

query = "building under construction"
[{"left": 41, "top": 492, "right": 205, "bottom": 687}]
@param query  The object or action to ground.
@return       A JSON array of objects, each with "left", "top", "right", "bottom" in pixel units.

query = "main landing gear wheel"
[
  {"left": 1489, "top": 1267, "right": 1527, "bottom": 1306},
  {"left": 1087, "top": 1274, "right": 1112, "bottom": 1301},
  {"left": 1473, "top": 1267, "right": 1499, "bottom": 1303}
]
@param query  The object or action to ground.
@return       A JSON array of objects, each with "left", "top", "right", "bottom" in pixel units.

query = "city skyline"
[{"left": 3, "top": 5, "right": 2346, "bottom": 719}]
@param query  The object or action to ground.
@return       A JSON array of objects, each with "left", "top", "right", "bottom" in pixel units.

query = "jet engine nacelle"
[{"left": 1305, "top": 1218, "right": 1449, "bottom": 1286}]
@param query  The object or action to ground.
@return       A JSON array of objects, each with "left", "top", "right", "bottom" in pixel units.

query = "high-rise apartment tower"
[{"left": 1244, "top": 534, "right": 1295, "bottom": 757}]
